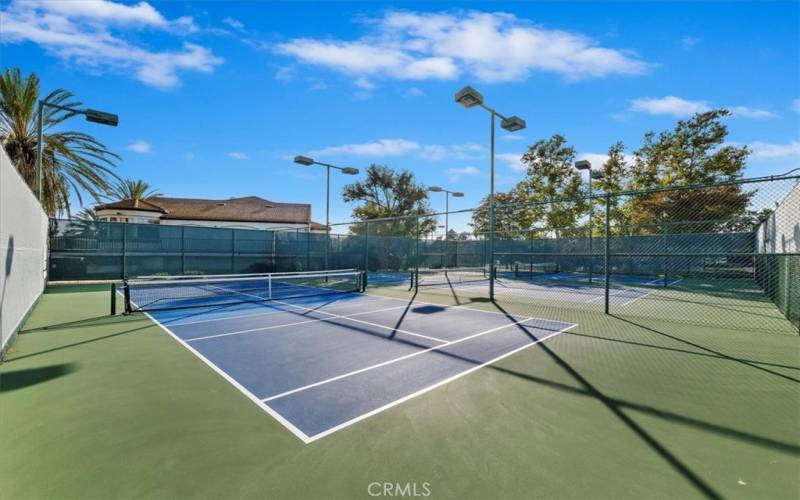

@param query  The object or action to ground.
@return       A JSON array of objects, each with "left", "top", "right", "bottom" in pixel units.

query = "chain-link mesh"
[{"left": 48, "top": 176, "right": 799, "bottom": 334}]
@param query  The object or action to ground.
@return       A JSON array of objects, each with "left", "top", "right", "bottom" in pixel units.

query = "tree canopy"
[
  {"left": 0, "top": 67, "right": 120, "bottom": 216},
  {"left": 471, "top": 110, "right": 754, "bottom": 237},
  {"left": 342, "top": 164, "right": 436, "bottom": 236}
]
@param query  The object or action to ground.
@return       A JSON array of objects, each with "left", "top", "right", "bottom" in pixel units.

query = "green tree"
[
  {"left": 518, "top": 135, "right": 588, "bottom": 236},
  {"left": 106, "top": 178, "right": 161, "bottom": 202},
  {"left": 0, "top": 68, "right": 119, "bottom": 216},
  {"left": 590, "top": 142, "right": 635, "bottom": 235},
  {"left": 628, "top": 109, "right": 751, "bottom": 233},
  {"left": 470, "top": 190, "right": 530, "bottom": 239},
  {"left": 342, "top": 164, "right": 436, "bottom": 236}
]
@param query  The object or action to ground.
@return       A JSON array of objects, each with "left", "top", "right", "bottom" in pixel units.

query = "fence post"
[
  {"left": 363, "top": 222, "right": 369, "bottom": 288},
  {"left": 663, "top": 221, "right": 669, "bottom": 287},
  {"left": 121, "top": 222, "right": 127, "bottom": 279},
  {"left": 604, "top": 193, "right": 611, "bottom": 315},
  {"left": 181, "top": 225, "right": 186, "bottom": 275},
  {"left": 231, "top": 229, "right": 236, "bottom": 273},
  {"left": 414, "top": 216, "right": 420, "bottom": 291}
]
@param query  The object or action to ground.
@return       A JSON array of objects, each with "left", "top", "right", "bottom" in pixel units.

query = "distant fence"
[
  {"left": 48, "top": 220, "right": 363, "bottom": 280},
  {"left": 1, "top": 148, "right": 48, "bottom": 357}
]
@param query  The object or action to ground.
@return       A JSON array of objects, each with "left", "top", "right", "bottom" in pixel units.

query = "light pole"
[
  {"left": 429, "top": 186, "right": 464, "bottom": 268},
  {"left": 294, "top": 155, "right": 359, "bottom": 272},
  {"left": 35, "top": 101, "right": 118, "bottom": 202},
  {"left": 455, "top": 86, "right": 525, "bottom": 300},
  {"left": 575, "top": 160, "right": 604, "bottom": 284}
]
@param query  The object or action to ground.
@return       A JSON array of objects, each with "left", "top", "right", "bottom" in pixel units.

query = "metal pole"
[
  {"left": 445, "top": 192, "right": 449, "bottom": 269},
  {"left": 325, "top": 165, "right": 330, "bottom": 273},
  {"left": 35, "top": 101, "right": 44, "bottom": 202},
  {"left": 489, "top": 111, "right": 496, "bottom": 301},
  {"left": 414, "top": 216, "right": 420, "bottom": 291},
  {"left": 363, "top": 221, "right": 369, "bottom": 288},
  {"left": 604, "top": 194, "right": 611, "bottom": 314}
]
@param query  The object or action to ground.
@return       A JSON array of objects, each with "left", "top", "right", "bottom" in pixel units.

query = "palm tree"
[
  {"left": 0, "top": 67, "right": 119, "bottom": 216},
  {"left": 106, "top": 178, "right": 161, "bottom": 202}
]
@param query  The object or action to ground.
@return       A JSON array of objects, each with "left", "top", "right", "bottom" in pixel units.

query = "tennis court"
[{"left": 123, "top": 270, "right": 575, "bottom": 442}]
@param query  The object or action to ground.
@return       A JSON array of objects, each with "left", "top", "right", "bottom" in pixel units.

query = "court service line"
[
  {"left": 163, "top": 295, "right": 396, "bottom": 327},
  {"left": 299, "top": 322, "right": 579, "bottom": 443},
  {"left": 185, "top": 303, "right": 430, "bottom": 342},
  {"left": 262, "top": 315, "right": 575, "bottom": 403}
]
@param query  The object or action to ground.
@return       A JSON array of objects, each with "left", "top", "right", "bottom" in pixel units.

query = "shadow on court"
[{"left": 0, "top": 363, "right": 78, "bottom": 392}]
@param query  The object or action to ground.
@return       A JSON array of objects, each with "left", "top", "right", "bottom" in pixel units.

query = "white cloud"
[
  {"left": 275, "top": 66, "right": 294, "bottom": 82},
  {"left": 630, "top": 96, "right": 778, "bottom": 120},
  {"left": 276, "top": 10, "right": 650, "bottom": 86},
  {"left": 501, "top": 134, "right": 526, "bottom": 141},
  {"left": 446, "top": 165, "right": 480, "bottom": 182},
  {"left": 419, "top": 143, "right": 485, "bottom": 161},
  {"left": 792, "top": 99, "right": 800, "bottom": 113},
  {"left": 729, "top": 106, "right": 777, "bottom": 120},
  {"left": 0, "top": 0, "right": 220, "bottom": 89},
  {"left": 228, "top": 151, "right": 249, "bottom": 160},
  {"left": 749, "top": 141, "right": 800, "bottom": 160},
  {"left": 630, "top": 96, "right": 709, "bottom": 117},
  {"left": 125, "top": 140, "right": 151, "bottom": 153},
  {"left": 311, "top": 139, "right": 421, "bottom": 157},
  {"left": 354, "top": 77, "right": 375, "bottom": 91},
  {"left": 222, "top": 17, "right": 245, "bottom": 31},
  {"left": 182, "top": 152, "right": 195, "bottom": 160},
  {"left": 680, "top": 36, "right": 700, "bottom": 50},
  {"left": 403, "top": 87, "right": 425, "bottom": 97},
  {"left": 497, "top": 152, "right": 525, "bottom": 171}
]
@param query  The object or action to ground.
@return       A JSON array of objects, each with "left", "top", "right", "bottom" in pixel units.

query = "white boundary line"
[
  {"left": 131, "top": 289, "right": 576, "bottom": 444},
  {"left": 262, "top": 315, "right": 573, "bottom": 403},
  {"left": 164, "top": 296, "right": 395, "bottom": 327},
  {"left": 186, "top": 303, "right": 428, "bottom": 342},
  {"left": 301, "top": 322, "right": 578, "bottom": 443},
  {"left": 140, "top": 309, "right": 315, "bottom": 443}
]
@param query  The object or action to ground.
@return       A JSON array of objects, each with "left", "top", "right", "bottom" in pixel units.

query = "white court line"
[
  {"left": 134, "top": 288, "right": 575, "bottom": 444},
  {"left": 186, "top": 303, "right": 423, "bottom": 342},
  {"left": 262, "top": 314, "right": 573, "bottom": 403},
  {"left": 300, "top": 322, "right": 578, "bottom": 443},
  {"left": 163, "top": 296, "right": 395, "bottom": 327},
  {"left": 271, "top": 299, "right": 447, "bottom": 344},
  {"left": 126, "top": 298, "right": 315, "bottom": 443}
]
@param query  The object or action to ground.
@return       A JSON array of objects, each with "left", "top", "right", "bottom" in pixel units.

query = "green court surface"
[{"left": 2, "top": 284, "right": 799, "bottom": 499}]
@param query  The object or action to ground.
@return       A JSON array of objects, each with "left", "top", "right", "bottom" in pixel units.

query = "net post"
[
  {"left": 268, "top": 275, "right": 273, "bottom": 300},
  {"left": 123, "top": 278, "right": 131, "bottom": 314},
  {"left": 110, "top": 282, "right": 116, "bottom": 315},
  {"left": 604, "top": 193, "right": 611, "bottom": 315}
]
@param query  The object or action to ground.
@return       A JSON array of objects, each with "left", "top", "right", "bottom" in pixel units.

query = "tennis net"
[
  {"left": 413, "top": 267, "right": 490, "bottom": 288},
  {"left": 122, "top": 269, "right": 365, "bottom": 312}
]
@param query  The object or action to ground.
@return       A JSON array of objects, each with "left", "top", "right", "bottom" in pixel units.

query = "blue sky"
[{"left": 2, "top": 0, "right": 799, "bottom": 230}]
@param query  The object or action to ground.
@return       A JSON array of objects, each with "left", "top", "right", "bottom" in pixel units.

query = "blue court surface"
[{"left": 145, "top": 292, "right": 576, "bottom": 442}]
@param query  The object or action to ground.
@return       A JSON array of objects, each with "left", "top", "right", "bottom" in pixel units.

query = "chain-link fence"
[{"left": 48, "top": 175, "right": 799, "bottom": 334}]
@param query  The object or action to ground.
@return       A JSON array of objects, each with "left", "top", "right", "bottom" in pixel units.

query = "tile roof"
[{"left": 96, "top": 196, "right": 312, "bottom": 224}]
